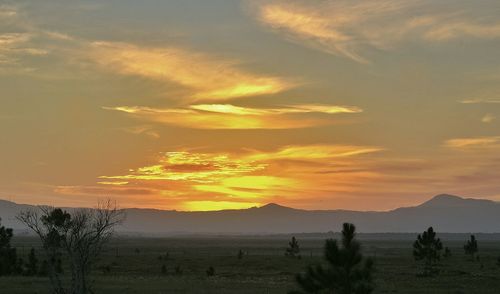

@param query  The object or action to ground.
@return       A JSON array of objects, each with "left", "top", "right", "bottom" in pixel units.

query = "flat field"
[{"left": 2, "top": 235, "right": 500, "bottom": 293}]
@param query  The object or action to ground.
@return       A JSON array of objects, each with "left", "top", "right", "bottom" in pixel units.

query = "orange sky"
[{"left": 1, "top": 0, "right": 500, "bottom": 211}]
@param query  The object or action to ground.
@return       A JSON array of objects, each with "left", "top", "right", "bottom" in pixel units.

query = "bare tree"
[{"left": 17, "top": 200, "right": 124, "bottom": 294}]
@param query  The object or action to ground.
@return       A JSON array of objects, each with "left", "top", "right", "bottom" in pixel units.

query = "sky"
[{"left": 1, "top": 0, "right": 500, "bottom": 211}]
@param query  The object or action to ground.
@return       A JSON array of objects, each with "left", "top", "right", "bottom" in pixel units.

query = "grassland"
[{"left": 3, "top": 235, "right": 500, "bottom": 293}]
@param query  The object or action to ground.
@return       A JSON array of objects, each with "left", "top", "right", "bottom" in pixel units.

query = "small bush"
[
  {"left": 206, "top": 266, "right": 215, "bottom": 277},
  {"left": 174, "top": 265, "right": 183, "bottom": 276}
]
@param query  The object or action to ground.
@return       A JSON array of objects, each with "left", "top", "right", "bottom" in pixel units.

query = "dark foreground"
[{"left": 3, "top": 235, "right": 500, "bottom": 293}]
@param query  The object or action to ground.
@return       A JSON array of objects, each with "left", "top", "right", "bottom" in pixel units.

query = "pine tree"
[
  {"left": 443, "top": 247, "right": 452, "bottom": 258},
  {"left": 285, "top": 236, "right": 301, "bottom": 258},
  {"left": 464, "top": 235, "right": 478, "bottom": 259},
  {"left": 290, "top": 223, "right": 374, "bottom": 294},
  {"left": 237, "top": 249, "right": 244, "bottom": 260},
  {"left": 161, "top": 264, "right": 167, "bottom": 275},
  {"left": 0, "top": 218, "right": 18, "bottom": 276},
  {"left": 413, "top": 227, "right": 443, "bottom": 276}
]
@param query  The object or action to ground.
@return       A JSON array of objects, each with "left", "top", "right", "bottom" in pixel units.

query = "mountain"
[{"left": 1, "top": 194, "right": 500, "bottom": 234}]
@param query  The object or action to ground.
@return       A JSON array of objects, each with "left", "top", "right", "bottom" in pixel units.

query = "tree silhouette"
[
  {"left": 0, "top": 218, "right": 18, "bottom": 276},
  {"left": 26, "top": 248, "right": 38, "bottom": 276},
  {"left": 464, "top": 235, "right": 478, "bottom": 259},
  {"left": 237, "top": 249, "right": 244, "bottom": 260},
  {"left": 290, "top": 223, "right": 374, "bottom": 294},
  {"left": 286, "top": 236, "right": 301, "bottom": 258},
  {"left": 443, "top": 247, "right": 452, "bottom": 258},
  {"left": 413, "top": 227, "right": 443, "bottom": 276},
  {"left": 39, "top": 260, "right": 49, "bottom": 276},
  {"left": 174, "top": 265, "right": 183, "bottom": 276},
  {"left": 99, "top": 264, "right": 111, "bottom": 274},
  {"left": 206, "top": 266, "right": 215, "bottom": 277},
  {"left": 18, "top": 201, "right": 124, "bottom": 294}
]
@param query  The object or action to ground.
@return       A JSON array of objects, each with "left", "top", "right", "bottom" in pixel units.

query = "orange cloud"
[
  {"left": 444, "top": 136, "right": 500, "bottom": 149},
  {"left": 91, "top": 145, "right": 382, "bottom": 210},
  {"left": 99, "top": 151, "right": 267, "bottom": 183},
  {"left": 47, "top": 141, "right": 500, "bottom": 211},
  {"left": 104, "top": 103, "right": 362, "bottom": 129},
  {"left": 247, "top": 144, "right": 382, "bottom": 161},
  {"left": 88, "top": 41, "right": 294, "bottom": 100}
]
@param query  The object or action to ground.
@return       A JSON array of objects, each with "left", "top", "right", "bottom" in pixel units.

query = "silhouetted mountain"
[
  {"left": 1, "top": 194, "right": 500, "bottom": 234},
  {"left": 257, "top": 202, "right": 294, "bottom": 211}
]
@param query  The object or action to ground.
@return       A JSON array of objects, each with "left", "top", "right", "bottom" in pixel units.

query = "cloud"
[
  {"left": 99, "top": 151, "right": 268, "bottom": 183},
  {"left": 54, "top": 185, "right": 155, "bottom": 196},
  {"left": 122, "top": 125, "right": 160, "bottom": 139},
  {"left": 444, "top": 136, "right": 500, "bottom": 149},
  {"left": 254, "top": 0, "right": 500, "bottom": 63},
  {"left": 104, "top": 103, "right": 362, "bottom": 129},
  {"left": 424, "top": 21, "right": 500, "bottom": 41},
  {"left": 0, "top": 7, "right": 52, "bottom": 71},
  {"left": 0, "top": 5, "right": 17, "bottom": 18},
  {"left": 0, "top": 33, "right": 42, "bottom": 65},
  {"left": 247, "top": 144, "right": 382, "bottom": 161},
  {"left": 481, "top": 114, "right": 495, "bottom": 123},
  {"left": 190, "top": 104, "right": 362, "bottom": 115},
  {"left": 460, "top": 98, "right": 500, "bottom": 104},
  {"left": 48, "top": 140, "right": 500, "bottom": 211},
  {"left": 87, "top": 41, "right": 294, "bottom": 101},
  {"left": 93, "top": 144, "right": 381, "bottom": 209},
  {"left": 97, "top": 181, "right": 129, "bottom": 186}
]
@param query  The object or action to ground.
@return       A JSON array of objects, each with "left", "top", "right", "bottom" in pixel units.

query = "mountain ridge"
[{"left": 2, "top": 194, "right": 500, "bottom": 234}]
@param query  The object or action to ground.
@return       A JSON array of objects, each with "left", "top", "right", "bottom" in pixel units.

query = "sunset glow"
[{"left": 2, "top": 0, "right": 500, "bottom": 211}]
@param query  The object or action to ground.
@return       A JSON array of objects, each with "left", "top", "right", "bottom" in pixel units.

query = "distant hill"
[{"left": 1, "top": 194, "right": 500, "bottom": 234}]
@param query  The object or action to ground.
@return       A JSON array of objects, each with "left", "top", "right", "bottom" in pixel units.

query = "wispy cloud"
[
  {"left": 481, "top": 114, "right": 495, "bottom": 123},
  {"left": 444, "top": 136, "right": 500, "bottom": 149},
  {"left": 254, "top": 0, "right": 500, "bottom": 63},
  {"left": 121, "top": 125, "right": 160, "bottom": 139},
  {"left": 460, "top": 98, "right": 500, "bottom": 104},
  {"left": 0, "top": 33, "right": 47, "bottom": 65},
  {"left": 104, "top": 103, "right": 362, "bottom": 129},
  {"left": 190, "top": 104, "right": 362, "bottom": 115},
  {"left": 424, "top": 21, "right": 500, "bottom": 41},
  {"left": 0, "top": 5, "right": 17, "bottom": 18},
  {"left": 88, "top": 41, "right": 294, "bottom": 101},
  {"left": 247, "top": 144, "right": 382, "bottom": 161}
]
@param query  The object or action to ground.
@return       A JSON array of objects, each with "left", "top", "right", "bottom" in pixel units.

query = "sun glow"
[
  {"left": 183, "top": 201, "right": 260, "bottom": 211},
  {"left": 95, "top": 145, "right": 382, "bottom": 209}
]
